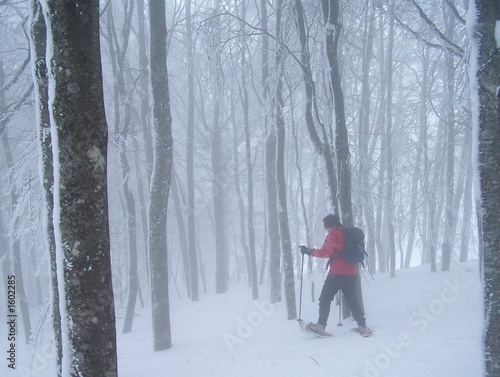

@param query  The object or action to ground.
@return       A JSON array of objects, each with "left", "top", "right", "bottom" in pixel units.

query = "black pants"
[{"left": 318, "top": 274, "right": 366, "bottom": 328}]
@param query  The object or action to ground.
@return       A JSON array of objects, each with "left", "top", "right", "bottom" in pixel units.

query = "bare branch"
[
  {"left": 444, "top": 0, "right": 466, "bottom": 26},
  {"left": 407, "top": 0, "right": 464, "bottom": 57}
]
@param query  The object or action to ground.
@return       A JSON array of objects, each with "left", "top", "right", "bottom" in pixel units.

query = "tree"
[
  {"left": 28, "top": 0, "right": 61, "bottom": 374},
  {"left": 275, "top": 0, "right": 296, "bottom": 320},
  {"left": 294, "top": 0, "right": 339, "bottom": 213},
  {"left": 321, "top": 0, "right": 366, "bottom": 318},
  {"left": 211, "top": 0, "right": 229, "bottom": 294},
  {"left": 185, "top": 0, "right": 199, "bottom": 301},
  {"left": 470, "top": 0, "right": 500, "bottom": 375},
  {"left": 148, "top": 0, "right": 173, "bottom": 351},
  {"left": 41, "top": 0, "right": 117, "bottom": 374},
  {"left": 441, "top": 0, "right": 458, "bottom": 272},
  {"left": 104, "top": 0, "right": 141, "bottom": 335},
  {"left": 259, "top": 0, "right": 281, "bottom": 304}
]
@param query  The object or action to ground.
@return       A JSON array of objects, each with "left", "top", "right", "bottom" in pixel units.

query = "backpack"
[{"left": 327, "top": 227, "right": 367, "bottom": 267}]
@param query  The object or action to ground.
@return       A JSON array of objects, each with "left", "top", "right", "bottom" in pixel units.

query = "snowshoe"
[
  {"left": 353, "top": 326, "right": 373, "bottom": 337},
  {"left": 298, "top": 320, "right": 332, "bottom": 338}
]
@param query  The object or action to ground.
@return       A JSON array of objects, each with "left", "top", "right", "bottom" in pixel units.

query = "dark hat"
[{"left": 323, "top": 214, "right": 340, "bottom": 228}]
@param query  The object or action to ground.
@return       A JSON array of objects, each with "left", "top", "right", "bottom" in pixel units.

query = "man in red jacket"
[{"left": 300, "top": 214, "right": 371, "bottom": 337}]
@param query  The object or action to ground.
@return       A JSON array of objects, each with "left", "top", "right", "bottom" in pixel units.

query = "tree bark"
[
  {"left": 470, "top": 1, "right": 500, "bottom": 375},
  {"left": 276, "top": 0, "right": 296, "bottom": 320},
  {"left": 42, "top": 0, "right": 117, "bottom": 373},
  {"left": 29, "top": 1, "right": 62, "bottom": 373},
  {"left": 320, "top": 0, "right": 353, "bottom": 225},
  {"left": 441, "top": 0, "right": 457, "bottom": 271},
  {"left": 262, "top": 0, "right": 282, "bottom": 304},
  {"left": 148, "top": 0, "right": 173, "bottom": 351},
  {"left": 185, "top": 0, "right": 199, "bottom": 302}
]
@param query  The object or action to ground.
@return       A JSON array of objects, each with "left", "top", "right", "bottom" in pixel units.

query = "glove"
[{"left": 300, "top": 245, "right": 311, "bottom": 255}]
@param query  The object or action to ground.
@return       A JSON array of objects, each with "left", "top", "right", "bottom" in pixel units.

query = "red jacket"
[{"left": 311, "top": 226, "right": 357, "bottom": 275}]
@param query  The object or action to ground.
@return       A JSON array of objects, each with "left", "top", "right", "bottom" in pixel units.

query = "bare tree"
[
  {"left": 185, "top": 0, "right": 199, "bottom": 302},
  {"left": 211, "top": 0, "right": 229, "bottom": 294},
  {"left": 260, "top": 0, "right": 282, "bottom": 304},
  {"left": 104, "top": 0, "right": 140, "bottom": 335},
  {"left": 275, "top": 0, "right": 296, "bottom": 320},
  {"left": 148, "top": 0, "right": 173, "bottom": 351},
  {"left": 441, "top": 0, "right": 458, "bottom": 272},
  {"left": 293, "top": 0, "right": 339, "bottom": 212}
]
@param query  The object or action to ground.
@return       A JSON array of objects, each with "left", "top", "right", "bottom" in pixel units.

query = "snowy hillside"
[
  {"left": 2, "top": 260, "right": 483, "bottom": 376},
  {"left": 116, "top": 261, "right": 483, "bottom": 377}
]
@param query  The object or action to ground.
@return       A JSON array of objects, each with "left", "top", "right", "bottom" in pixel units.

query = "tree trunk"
[
  {"left": 171, "top": 173, "right": 191, "bottom": 297},
  {"left": 405, "top": 46, "right": 430, "bottom": 268},
  {"left": 245, "top": 81, "right": 258, "bottom": 300},
  {"left": 276, "top": 0, "right": 296, "bottom": 320},
  {"left": 148, "top": 0, "right": 173, "bottom": 351},
  {"left": 385, "top": 2, "right": 396, "bottom": 278},
  {"left": 137, "top": 0, "right": 153, "bottom": 174},
  {"left": 262, "top": 0, "right": 281, "bottom": 304},
  {"left": 293, "top": 0, "right": 339, "bottom": 212},
  {"left": 28, "top": 1, "right": 62, "bottom": 373},
  {"left": 105, "top": 1, "right": 140, "bottom": 335},
  {"left": 470, "top": 1, "right": 500, "bottom": 375},
  {"left": 185, "top": 0, "right": 199, "bottom": 302},
  {"left": 43, "top": 0, "right": 117, "bottom": 373},
  {"left": 441, "top": 0, "right": 457, "bottom": 271},
  {"left": 359, "top": 0, "right": 376, "bottom": 273},
  {"left": 375, "top": 8, "right": 387, "bottom": 273},
  {"left": 321, "top": 0, "right": 353, "bottom": 225}
]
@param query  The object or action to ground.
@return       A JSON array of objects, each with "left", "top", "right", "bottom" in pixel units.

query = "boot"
[
  {"left": 354, "top": 325, "right": 373, "bottom": 337},
  {"left": 306, "top": 322, "right": 326, "bottom": 335}
]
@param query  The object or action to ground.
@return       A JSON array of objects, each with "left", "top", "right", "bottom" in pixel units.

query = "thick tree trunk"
[
  {"left": 471, "top": 1, "right": 500, "bottom": 375},
  {"left": 43, "top": 0, "right": 117, "bottom": 374}
]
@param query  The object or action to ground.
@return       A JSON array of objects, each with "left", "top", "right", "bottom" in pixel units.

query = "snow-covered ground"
[{"left": 2, "top": 260, "right": 483, "bottom": 376}]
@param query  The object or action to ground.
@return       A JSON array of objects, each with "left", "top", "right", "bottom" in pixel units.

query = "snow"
[
  {"left": 466, "top": 0, "right": 482, "bottom": 214},
  {"left": 0, "top": 260, "right": 484, "bottom": 376},
  {"left": 116, "top": 261, "right": 483, "bottom": 377},
  {"left": 496, "top": 21, "right": 500, "bottom": 49}
]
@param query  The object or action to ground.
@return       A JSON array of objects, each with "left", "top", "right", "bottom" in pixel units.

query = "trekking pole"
[
  {"left": 298, "top": 252, "right": 305, "bottom": 322},
  {"left": 337, "top": 290, "right": 343, "bottom": 327}
]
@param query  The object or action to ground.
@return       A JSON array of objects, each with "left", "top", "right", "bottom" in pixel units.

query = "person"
[{"left": 300, "top": 214, "right": 371, "bottom": 336}]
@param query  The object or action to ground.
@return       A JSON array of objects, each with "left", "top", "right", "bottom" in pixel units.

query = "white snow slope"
[{"left": 1, "top": 260, "right": 483, "bottom": 377}]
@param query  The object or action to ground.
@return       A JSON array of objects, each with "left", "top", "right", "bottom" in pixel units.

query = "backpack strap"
[{"left": 325, "top": 228, "right": 343, "bottom": 270}]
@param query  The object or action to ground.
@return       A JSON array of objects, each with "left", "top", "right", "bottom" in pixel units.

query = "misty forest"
[{"left": 0, "top": 0, "right": 499, "bottom": 376}]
